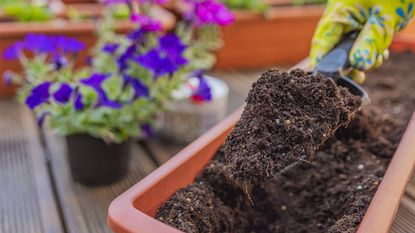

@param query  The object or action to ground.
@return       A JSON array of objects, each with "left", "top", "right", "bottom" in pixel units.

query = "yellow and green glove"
[{"left": 309, "top": 0, "right": 415, "bottom": 83}]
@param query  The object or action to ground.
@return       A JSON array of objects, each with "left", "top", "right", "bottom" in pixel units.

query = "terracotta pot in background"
[
  {"left": 215, "top": 5, "right": 324, "bottom": 69},
  {"left": 66, "top": 134, "right": 131, "bottom": 185},
  {"left": 392, "top": 20, "right": 415, "bottom": 53},
  {"left": 107, "top": 46, "right": 415, "bottom": 232}
]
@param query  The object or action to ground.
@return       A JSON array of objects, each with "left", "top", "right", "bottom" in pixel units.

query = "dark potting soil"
[
  {"left": 156, "top": 53, "right": 415, "bottom": 233},
  {"left": 224, "top": 69, "right": 362, "bottom": 186}
]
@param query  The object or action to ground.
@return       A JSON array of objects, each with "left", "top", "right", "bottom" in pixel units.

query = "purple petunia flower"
[
  {"left": 159, "top": 34, "right": 186, "bottom": 55},
  {"left": 2, "top": 34, "right": 85, "bottom": 61},
  {"left": 191, "top": 73, "right": 212, "bottom": 103},
  {"left": 117, "top": 44, "right": 137, "bottom": 72},
  {"left": 136, "top": 49, "right": 175, "bottom": 77},
  {"left": 123, "top": 75, "right": 149, "bottom": 100},
  {"left": 25, "top": 82, "right": 51, "bottom": 109},
  {"left": 80, "top": 73, "right": 109, "bottom": 87},
  {"left": 74, "top": 93, "right": 84, "bottom": 111},
  {"left": 80, "top": 73, "right": 122, "bottom": 109},
  {"left": 102, "top": 43, "right": 119, "bottom": 54},
  {"left": 53, "top": 83, "right": 73, "bottom": 104},
  {"left": 24, "top": 34, "right": 56, "bottom": 54},
  {"left": 127, "top": 29, "right": 146, "bottom": 41},
  {"left": 3, "top": 42, "right": 24, "bottom": 60},
  {"left": 136, "top": 34, "right": 188, "bottom": 77},
  {"left": 55, "top": 36, "right": 85, "bottom": 54}
]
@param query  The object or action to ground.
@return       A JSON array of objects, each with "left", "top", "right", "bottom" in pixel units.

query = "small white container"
[{"left": 159, "top": 76, "right": 229, "bottom": 144}]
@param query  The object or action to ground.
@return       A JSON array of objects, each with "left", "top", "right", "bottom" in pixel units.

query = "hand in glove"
[{"left": 309, "top": 0, "right": 414, "bottom": 83}]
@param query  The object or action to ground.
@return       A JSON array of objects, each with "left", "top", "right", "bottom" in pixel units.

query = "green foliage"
[
  {"left": 1, "top": 2, "right": 52, "bottom": 22},
  {"left": 220, "top": 0, "right": 268, "bottom": 13}
]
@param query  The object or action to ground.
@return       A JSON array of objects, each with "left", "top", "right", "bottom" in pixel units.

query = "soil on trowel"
[
  {"left": 156, "top": 53, "right": 415, "bottom": 233},
  {"left": 224, "top": 69, "right": 362, "bottom": 187}
]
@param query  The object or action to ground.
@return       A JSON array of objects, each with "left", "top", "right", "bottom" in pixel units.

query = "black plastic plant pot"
[{"left": 66, "top": 134, "right": 131, "bottom": 186}]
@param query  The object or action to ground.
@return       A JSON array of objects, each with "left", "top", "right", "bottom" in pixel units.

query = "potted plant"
[
  {"left": 107, "top": 47, "right": 415, "bottom": 232},
  {"left": 3, "top": 0, "right": 233, "bottom": 184},
  {"left": 2, "top": 33, "right": 157, "bottom": 185}
]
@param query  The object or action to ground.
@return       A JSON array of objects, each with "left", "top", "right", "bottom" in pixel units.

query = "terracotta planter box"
[
  {"left": 215, "top": 5, "right": 324, "bottom": 69},
  {"left": 108, "top": 47, "right": 415, "bottom": 232},
  {"left": 392, "top": 20, "right": 415, "bottom": 52}
]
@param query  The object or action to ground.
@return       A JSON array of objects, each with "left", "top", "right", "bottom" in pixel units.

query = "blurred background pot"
[
  {"left": 66, "top": 134, "right": 130, "bottom": 185},
  {"left": 159, "top": 76, "right": 229, "bottom": 144}
]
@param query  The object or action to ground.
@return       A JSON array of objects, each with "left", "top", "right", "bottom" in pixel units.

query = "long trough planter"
[{"left": 107, "top": 42, "right": 415, "bottom": 233}]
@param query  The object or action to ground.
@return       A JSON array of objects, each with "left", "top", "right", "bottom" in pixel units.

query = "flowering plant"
[
  {"left": 3, "top": 0, "right": 233, "bottom": 143},
  {"left": 3, "top": 34, "right": 153, "bottom": 143},
  {"left": 97, "top": 0, "right": 234, "bottom": 103}
]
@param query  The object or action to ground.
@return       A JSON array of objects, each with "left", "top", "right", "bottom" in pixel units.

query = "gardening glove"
[{"left": 309, "top": 0, "right": 415, "bottom": 83}]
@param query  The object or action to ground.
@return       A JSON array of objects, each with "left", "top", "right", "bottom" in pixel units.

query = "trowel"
[
  {"left": 314, "top": 31, "right": 370, "bottom": 104},
  {"left": 276, "top": 32, "right": 371, "bottom": 176}
]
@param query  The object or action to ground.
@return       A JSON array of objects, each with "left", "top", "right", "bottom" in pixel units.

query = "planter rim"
[{"left": 108, "top": 49, "right": 415, "bottom": 233}]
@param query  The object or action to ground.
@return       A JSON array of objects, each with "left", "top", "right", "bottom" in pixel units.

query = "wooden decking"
[{"left": 1, "top": 69, "right": 415, "bottom": 233}]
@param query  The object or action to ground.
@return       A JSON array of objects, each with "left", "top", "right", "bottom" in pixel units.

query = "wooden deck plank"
[
  {"left": 44, "top": 129, "right": 158, "bottom": 233},
  {"left": 390, "top": 195, "right": 415, "bottom": 233},
  {"left": 0, "top": 99, "right": 63, "bottom": 233}
]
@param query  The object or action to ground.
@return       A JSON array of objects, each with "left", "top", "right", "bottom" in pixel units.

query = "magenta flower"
[
  {"left": 130, "top": 13, "right": 162, "bottom": 31},
  {"left": 187, "top": 0, "right": 234, "bottom": 26}
]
